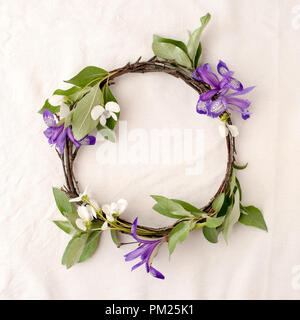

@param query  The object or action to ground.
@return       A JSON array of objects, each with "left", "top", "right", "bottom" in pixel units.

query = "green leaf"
[
  {"left": 222, "top": 188, "right": 241, "bottom": 242},
  {"left": 53, "top": 220, "right": 77, "bottom": 235},
  {"left": 217, "top": 194, "right": 231, "bottom": 217},
  {"left": 171, "top": 199, "right": 204, "bottom": 218},
  {"left": 98, "top": 127, "right": 116, "bottom": 143},
  {"left": 171, "top": 199, "right": 202, "bottom": 213},
  {"left": 71, "top": 85, "right": 101, "bottom": 140},
  {"left": 52, "top": 188, "right": 78, "bottom": 227},
  {"left": 79, "top": 231, "right": 102, "bottom": 263},
  {"left": 187, "top": 13, "right": 211, "bottom": 67},
  {"left": 38, "top": 99, "right": 60, "bottom": 114},
  {"left": 203, "top": 226, "right": 219, "bottom": 243},
  {"left": 53, "top": 86, "right": 82, "bottom": 101},
  {"left": 52, "top": 188, "right": 75, "bottom": 216},
  {"left": 62, "top": 233, "right": 88, "bottom": 269},
  {"left": 205, "top": 216, "right": 225, "bottom": 228},
  {"left": 151, "top": 195, "right": 192, "bottom": 219},
  {"left": 152, "top": 203, "right": 189, "bottom": 219},
  {"left": 152, "top": 35, "right": 192, "bottom": 68},
  {"left": 168, "top": 221, "right": 192, "bottom": 255},
  {"left": 65, "top": 66, "right": 108, "bottom": 88},
  {"left": 212, "top": 193, "right": 225, "bottom": 213},
  {"left": 233, "top": 162, "right": 248, "bottom": 170},
  {"left": 194, "top": 41, "right": 202, "bottom": 68},
  {"left": 229, "top": 170, "right": 237, "bottom": 195},
  {"left": 239, "top": 206, "right": 267, "bottom": 231},
  {"left": 235, "top": 177, "right": 242, "bottom": 201},
  {"left": 110, "top": 229, "right": 121, "bottom": 248},
  {"left": 91, "top": 220, "right": 103, "bottom": 229}
]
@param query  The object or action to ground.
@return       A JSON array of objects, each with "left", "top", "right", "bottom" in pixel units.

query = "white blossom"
[
  {"left": 75, "top": 204, "right": 95, "bottom": 231},
  {"left": 218, "top": 121, "right": 239, "bottom": 138},
  {"left": 69, "top": 186, "right": 88, "bottom": 203},
  {"left": 101, "top": 199, "right": 128, "bottom": 230},
  {"left": 91, "top": 101, "right": 120, "bottom": 127}
]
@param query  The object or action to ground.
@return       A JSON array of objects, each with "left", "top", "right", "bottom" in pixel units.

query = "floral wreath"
[{"left": 40, "top": 13, "right": 267, "bottom": 279}]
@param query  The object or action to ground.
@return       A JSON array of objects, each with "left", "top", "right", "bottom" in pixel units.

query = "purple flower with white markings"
[
  {"left": 124, "top": 218, "right": 165, "bottom": 279},
  {"left": 193, "top": 60, "right": 255, "bottom": 119},
  {"left": 43, "top": 109, "right": 96, "bottom": 154}
]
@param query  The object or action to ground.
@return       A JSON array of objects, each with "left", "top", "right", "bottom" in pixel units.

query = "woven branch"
[{"left": 60, "top": 57, "right": 235, "bottom": 236}]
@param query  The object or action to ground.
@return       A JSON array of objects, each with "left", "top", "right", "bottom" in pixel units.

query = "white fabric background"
[{"left": 0, "top": 0, "right": 299, "bottom": 299}]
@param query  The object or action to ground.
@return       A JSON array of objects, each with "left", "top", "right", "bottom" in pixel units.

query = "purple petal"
[
  {"left": 196, "top": 97, "right": 209, "bottom": 115},
  {"left": 199, "top": 89, "right": 218, "bottom": 101},
  {"left": 43, "top": 127, "right": 56, "bottom": 140},
  {"left": 145, "top": 243, "right": 161, "bottom": 272},
  {"left": 55, "top": 128, "right": 67, "bottom": 154},
  {"left": 226, "top": 97, "right": 250, "bottom": 110},
  {"left": 227, "top": 86, "right": 255, "bottom": 97},
  {"left": 219, "top": 76, "right": 230, "bottom": 90},
  {"left": 43, "top": 109, "right": 56, "bottom": 127},
  {"left": 195, "top": 64, "right": 220, "bottom": 88},
  {"left": 207, "top": 98, "right": 228, "bottom": 117},
  {"left": 79, "top": 135, "right": 96, "bottom": 146},
  {"left": 149, "top": 266, "right": 165, "bottom": 279},
  {"left": 130, "top": 218, "right": 158, "bottom": 244},
  {"left": 242, "top": 110, "right": 251, "bottom": 120},
  {"left": 192, "top": 69, "right": 202, "bottom": 81},
  {"left": 228, "top": 77, "right": 243, "bottom": 91},
  {"left": 131, "top": 217, "right": 138, "bottom": 239},
  {"left": 124, "top": 244, "right": 148, "bottom": 261},
  {"left": 131, "top": 260, "right": 145, "bottom": 271},
  {"left": 217, "top": 60, "right": 230, "bottom": 76},
  {"left": 65, "top": 126, "right": 80, "bottom": 148},
  {"left": 44, "top": 126, "right": 63, "bottom": 144}
]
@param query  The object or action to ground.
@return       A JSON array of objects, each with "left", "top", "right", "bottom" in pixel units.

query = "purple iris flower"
[
  {"left": 43, "top": 109, "right": 96, "bottom": 154},
  {"left": 193, "top": 60, "right": 255, "bottom": 119},
  {"left": 124, "top": 218, "right": 165, "bottom": 279}
]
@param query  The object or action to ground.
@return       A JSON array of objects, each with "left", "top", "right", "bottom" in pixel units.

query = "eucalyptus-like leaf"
[
  {"left": 222, "top": 188, "right": 241, "bottom": 242},
  {"left": 53, "top": 220, "right": 77, "bottom": 235},
  {"left": 205, "top": 216, "right": 225, "bottom": 228},
  {"left": 217, "top": 194, "right": 231, "bottom": 217},
  {"left": 212, "top": 193, "right": 225, "bottom": 213},
  {"left": 187, "top": 13, "right": 211, "bottom": 67},
  {"left": 65, "top": 66, "right": 108, "bottom": 88},
  {"left": 229, "top": 170, "right": 237, "bottom": 195},
  {"left": 38, "top": 99, "right": 60, "bottom": 114},
  {"left": 235, "top": 177, "right": 242, "bottom": 201},
  {"left": 152, "top": 35, "right": 192, "bottom": 68},
  {"left": 239, "top": 206, "right": 267, "bottom": 231},
  {"left": 152, "top": 203, "right": 189, "bottom": 220},
  {"left": 203, "top": 226, "right": 219, "bottom": 243},
  {"left": 110, "top": 229, "right": 121, "bottom": 248},
  {"left": 62, "top": 233, "right": 88, "bottom": 269},
  {"left": 151, "top": 195, "right": 192, "bottom": 218},
  {"left": 79, "top": 230, "right": 102, "bottom": 263},
  {"left": 52, "top": 187, "right": 76, "bottom": 216},
  {"left": 53, "top": 86, "right": 82, "bottom": 101},
  {"left": 52, "top": 187, "right": 78, "bottom": 227},
  {"left": 71, "top": 85, "right": 101, "bottom": 140},
  {"left": 233, "top": 162, "right": 248, "bottom": 170},
  {"left": 194, "top": 41, "right": 202, "bottom": 68},
  {"left": 98, "top": 127, "right": 116, "bottom": 143},
  {"left": 168, "top": 221, "right": 193, "bottom": 255},
  {"left": 171, "top": 199, "right": 204, "bottom": 218}
]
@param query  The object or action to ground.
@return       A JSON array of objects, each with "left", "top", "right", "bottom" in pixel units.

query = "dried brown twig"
[{"left": 59, "top": 57, "right": 235, "bottom": 236}]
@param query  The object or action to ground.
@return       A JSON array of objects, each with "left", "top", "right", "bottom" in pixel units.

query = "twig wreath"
[{"left": 40, "top": 13, "right": 267, "bottom": 279}]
